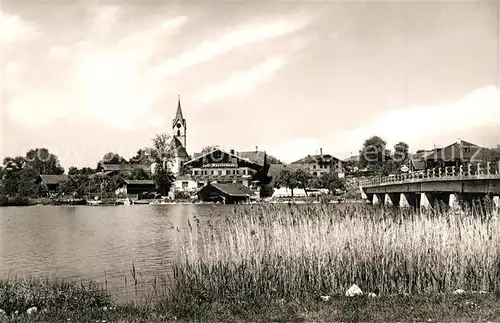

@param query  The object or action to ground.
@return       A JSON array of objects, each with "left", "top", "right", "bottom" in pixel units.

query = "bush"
[
  {"left": 0, "top": 195, "right": 31, "bottom": 206},
  {"left": 174, "top": 191, "right": 192, "bottom": 200}
]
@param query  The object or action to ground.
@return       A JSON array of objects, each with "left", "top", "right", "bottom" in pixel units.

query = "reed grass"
[
  {"left": 167, "top": 204, "right": 500, "bottom": 315},
  {"left": 1, "top": 204, "right": 499, "bottom": 321}
]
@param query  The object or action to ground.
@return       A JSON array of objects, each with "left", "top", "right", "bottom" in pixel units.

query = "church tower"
[{"left": 172, "top": 95, "right": 187, "bottom": 148}]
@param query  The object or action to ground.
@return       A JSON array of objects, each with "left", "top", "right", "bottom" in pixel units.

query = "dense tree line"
[
  {"left": 0, "top": 149, "right": 65, "bottom": 198},
  {"left": 0, "top": 134, "right": 176, "bottom": 200}
]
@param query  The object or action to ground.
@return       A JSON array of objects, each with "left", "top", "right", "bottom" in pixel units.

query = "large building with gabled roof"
[
  {"left": 182, "top": 147, "right": 269, "bottom": 189},
  {"left": 289, "top": 148, "right": 343, "bottom": 177},
  {"left": 412, "top": 139, "right": 487, "bottom": 170}
]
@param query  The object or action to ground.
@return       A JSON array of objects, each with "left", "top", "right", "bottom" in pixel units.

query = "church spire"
[{"left": 172, "top": 94, "right": 185, "bottom": 127}]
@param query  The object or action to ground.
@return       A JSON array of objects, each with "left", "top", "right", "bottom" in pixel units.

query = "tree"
[
  {"left": 129, "top": 149, "right": 150, "bottom": 165},
  {"left": 272, "top": 167, "right": 311, "bottom": 198},
  {"left": 68, "top": 167, "right": 79, "bottom": 176},
  {"left": 294, "top": 168, "right": 312, "bottom": 197},
  {"left": 267, "top": 155, "right": 283, "bottom": 164},
  {"left": 1, "top": 156, "right": 38, "bottom": 197},
  {"left": 127, "top": 167, "right": 151, "bottom": 181},
  {"left": 58, "top": 173, "right": 91, "bottom": 197},
  {"left": 201, "top": 145, "right": 221, "bottom": 154},
  {"left": 273, "top": 168, "right": 297, "bottom": 197},
  {"left": 68, "top": 166, "right": 95, "bottom": 176},
  {"left": 96, "top": 152, "right": 128, "bottom": 171},
  {"left": 393, "top": 142, "right": 409, "bottom": 163},
  {"left": 359, "top": 136, "right": 391, "bottom": 176},
  {"left": 101, "top": 152, "right": 128, "bottom": 164},
  {"left": 391, "top": 142, "right": 410, "bottom": 174},
  {"left": 24, "top": 148, "right": 64, "bottom": 175},
  {"left": 148, "top": 133, "right": 175, "bottom": 195},
  {"left": 317, "top": 171, "right": 346, "bottom": 195}
]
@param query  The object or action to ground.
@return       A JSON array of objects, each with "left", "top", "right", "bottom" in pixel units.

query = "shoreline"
[
  {"left": 1, "top": 278, "right": 499, "bottom": 322},
  {"left": 0, "top": 197, "right": 367, "bottom": 207}
]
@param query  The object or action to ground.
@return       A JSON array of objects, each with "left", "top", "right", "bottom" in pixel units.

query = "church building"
[
  {"left": 170, "top": 96, "right": 190, "bottom": 176},
  {"left": 168, "top": 96, "right": 271, "bottom": 199}
]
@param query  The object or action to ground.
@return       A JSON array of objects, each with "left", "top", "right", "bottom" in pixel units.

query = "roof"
[
  {"left": 124, "top": 180, "right": 155, "bottom": 185},
  {"left": 344, "top": 155, "right": 360, "bottom": 162},
  {"left": 102, "top": 164, "right": 122, "bottom": 171},
  {"left": 424, "top": 140, "right": 484, "bottom": 161},
  {"left": 290, "top": 154, "right": 340, "bottom": 164},
  {"left": 102, "top": 164, "right": 151, "bottom": 172},
  {"left": 170, "top": 137, "right": 190, "bottom": 158},
  {"left": 185, "top": 149, "right": 265, "bottom": 167},
  {"left": 411, "top": 159, "right": 426, "bottom": 170},
  {"left": 176, "top": 174, "right": 194, "bottom": 181},
  {"left": 39, "top": 174, "right": 68, "bottom": 185},
  {"left": 205, "top": 183, "right": 256, "bottom": 197},
  {"left": 235, "top": 151, "right": 266, "bottom": 166},
  {"left": 172, "top": 96, "right": 185, "bottom": 127},
  {"left": 409, "top": 150, "right": 433, "bottom": 170}
]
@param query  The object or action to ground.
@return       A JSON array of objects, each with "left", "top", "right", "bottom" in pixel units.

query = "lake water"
[{"left": 0, "top": 204, "right": 235, "bottom": 303}]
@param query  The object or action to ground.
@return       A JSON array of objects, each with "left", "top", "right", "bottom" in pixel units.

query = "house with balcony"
[
  {"left": 413, "top": 139, "right": 487, "bottom": 170},
  {"left": 181, "top": 148, "right": 270, "bottom": 194},
  {"left": 290, "top": 148, "right": 343, "bottom": 177}
]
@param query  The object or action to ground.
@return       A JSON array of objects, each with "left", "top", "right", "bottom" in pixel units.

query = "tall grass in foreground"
[{"left": 168, "top": 205, "right": 500, "bottom": 311}]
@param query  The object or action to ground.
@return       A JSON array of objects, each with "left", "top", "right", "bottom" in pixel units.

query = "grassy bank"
[
  {"left": 1, "top": 277, "right": 499, "bottom": 322},
  {"left": 2, "top": 205, "right": 500, "bottom": 322}
]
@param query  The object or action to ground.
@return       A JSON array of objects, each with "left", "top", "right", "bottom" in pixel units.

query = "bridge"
[{"left": 359, "top": 162, "right": 500, "bottom": 209}]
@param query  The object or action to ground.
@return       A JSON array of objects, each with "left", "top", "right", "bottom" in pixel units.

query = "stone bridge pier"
[
  {"left": 361, "top": 175, "right": 500, "bottom": 211},
  {"left": 365, "top": 192, "right": 500, "bottom": 211}
]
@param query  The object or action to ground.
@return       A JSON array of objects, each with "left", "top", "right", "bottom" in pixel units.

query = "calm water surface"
[{"left": 0, "top": 204, "right": 234, "bottom": 302}]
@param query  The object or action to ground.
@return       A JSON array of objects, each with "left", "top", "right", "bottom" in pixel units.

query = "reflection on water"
[{"left": 0, "top": 204, "right": 234, "bottom": 302}]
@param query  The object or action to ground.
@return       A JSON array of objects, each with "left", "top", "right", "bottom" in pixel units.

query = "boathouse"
[
  {"left": 36, "top": 174, "right": 69, "bottom": 192},
  {"left": 118, "top": 180, "right": 156, "bottom": 196},
  {"left": 195, "top": 182, "right": 255, "bottom": 204}
]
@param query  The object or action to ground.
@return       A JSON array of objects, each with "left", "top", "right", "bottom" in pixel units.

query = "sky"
[{"left": 1, "top": 0, "right": 500, "bottom": 169}]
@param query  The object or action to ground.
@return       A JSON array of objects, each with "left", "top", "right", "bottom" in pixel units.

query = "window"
[
  {"left": 462, "top": 147, "right": 470, "bottom": 153},
  {"left": 177, "top": 130, "right": 181, "bottom": 136},
  {"left": 242, "top": 169, "right": 247, "bottom": 175},
  {"left": 198, "top": 182, "right": 204, "bottom": 188},
  {"left": 182, "top": 182, "right": 188, "bottom": 189},
  {"left": 211, "top": 170, "right": 214, "bottom": 175},
  {"left": 313, "top": 165, "right": 316, "bottom": 169},
  {"left": 313, "top": 172, "right": 317, "bottom": 176},
  {"left": 218, "top": 170, "right": 222, "bottom": 176}
]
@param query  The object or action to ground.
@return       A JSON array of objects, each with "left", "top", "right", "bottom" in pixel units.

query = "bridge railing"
[{"left": 359, "top": 161, "right": 500, "bottom": 188}]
